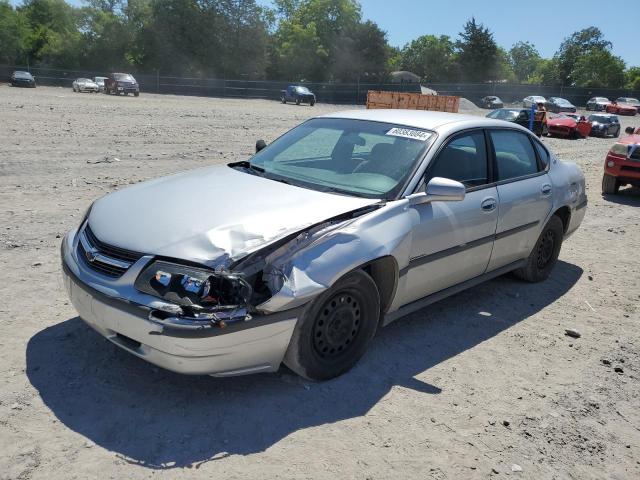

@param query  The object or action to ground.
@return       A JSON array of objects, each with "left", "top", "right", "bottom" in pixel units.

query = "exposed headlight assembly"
[{"left": 135, "top": 260, "right": 253, "bottom": 330}]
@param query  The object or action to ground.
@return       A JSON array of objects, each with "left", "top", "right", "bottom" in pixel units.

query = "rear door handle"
[
  {"left": 481, "top": 197, "right": 497, "bottom": 212},
  {"left": 541, "top": 184, "right": 552, "bottom": 195}
]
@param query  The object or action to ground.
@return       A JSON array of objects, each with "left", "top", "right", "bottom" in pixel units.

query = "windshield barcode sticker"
[{"left": 386, "top": 128, "right": 431, "bottom": 141}]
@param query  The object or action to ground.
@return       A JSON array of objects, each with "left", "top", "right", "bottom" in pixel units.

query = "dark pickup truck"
[
  {"left": 281, "top": 85, "right": 316, "bottom": 106},
  {"left": 104, "top": 73, "right": 140, "bottom": 96}
]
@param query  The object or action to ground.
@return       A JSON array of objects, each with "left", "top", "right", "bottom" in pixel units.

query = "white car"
[
  {"left": 523, "top": 95, "right": 547, "bottom": 109},
  {"left": 94, "top": 76, "right": 108, "bottom": 92},
  {"left": 62, "top": 110, "right": 587, "bottom": 380},
  {"left": 72, "top": 78, "right": 99, "bottom": 93}
]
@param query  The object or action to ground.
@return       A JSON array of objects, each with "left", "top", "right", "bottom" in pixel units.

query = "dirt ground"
[{"left": 1, "top": 86, "right": 639, "bottom": 480}]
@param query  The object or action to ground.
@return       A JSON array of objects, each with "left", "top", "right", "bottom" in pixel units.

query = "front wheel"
[
  {"left": 310, "top": 99, "right": 316, "bottom": 106},
  {"left": 613, "top": 127, "right": 620, "bottom": 138},
  {"left": 295, "top": 97, "right": 301, "bottom": 105},
  {"left": 281, "top": 97, "right": 286, "bottom": 104},
  {"left": 513, "top": 215, "right": 564, "bottom": 283},
  {"left": 284, "top": 270, "right": 380, "bottom": 381},
  {"left": 602, "top": 174, "right": 620, "bottom": 195},
  {"left": 134, "top": 92, "right": 139, "bottom": 97}
]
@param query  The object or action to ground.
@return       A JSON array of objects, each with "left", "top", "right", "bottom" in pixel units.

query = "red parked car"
[
  {"left": 602, "top": 128, "right": 640, "bottom": 194},
  {"left": 545, "top": 113, "right": 592, "bottom": 138},
  {"left": 605, "top": 100, "right": 637, "bottom": 116}
]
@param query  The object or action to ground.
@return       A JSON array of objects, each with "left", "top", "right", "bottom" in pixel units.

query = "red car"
[
  {"left": 602, "top": 130, "right": 640, "bottom": 194},
  {"left": 545, "top": 113, "right": 592, "bottom": 138},
  {"left": 605, "top": 101, "right": 637, "bottom": 116}
]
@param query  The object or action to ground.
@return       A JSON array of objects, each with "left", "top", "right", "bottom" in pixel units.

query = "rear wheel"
[
  {"left": 602, "top": 174, "right": 620, "bottom": 195},
  {"left": 281, "top": 96, "right": 286, "bottom": 104},
  {"left": 514, "top": 215, "right": 564, "bottom": 283},
  {"left": 295, "top": 97, "right": 301, "bottom": 105},
  {"left": 284, "top": 270, "right": 380, "bottom": 381},
  {"left": 613, "top": 126, "right": 620, "bottom": 138},
  {"left": 310, "top": 99, "right": 316, "bottom": 106},
  {"left": 134, "top": 92, "right": 139, "bottom": 97}
]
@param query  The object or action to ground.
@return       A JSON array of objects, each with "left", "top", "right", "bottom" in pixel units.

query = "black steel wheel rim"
[
  {"left": 312, "top": 291, "right": 362, "bottom": 360},
  {"left": 537, "top": 230, "right": 556, "bottom": 269}
]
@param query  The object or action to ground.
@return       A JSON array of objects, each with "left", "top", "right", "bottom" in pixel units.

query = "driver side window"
[{"left": 426, "top": 131, "right": 488, "bottom": 188}]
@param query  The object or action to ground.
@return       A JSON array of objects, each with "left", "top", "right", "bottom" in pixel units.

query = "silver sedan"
[
  {"left": 72, "top": 78, "right": 99, "bottom": 93},
  {"left": 61, "top": 110, "right": 587, "bottom": 380}
]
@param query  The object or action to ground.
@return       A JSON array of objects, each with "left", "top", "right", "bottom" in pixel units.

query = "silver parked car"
[
  {"left": 523, "top": 95, "right": 546, "bottom": 108},
  {"left": 61, "top": 110, "right": 587, "bottom": 380},
  {"left": 72, "top": 78, "right": 99, "bottom": 93},
  {"left": 586, "top": 97, "right": 610, "bottom": 111},
  {"left": 94, "top": 76, "right": 108, "bottom": 92}
]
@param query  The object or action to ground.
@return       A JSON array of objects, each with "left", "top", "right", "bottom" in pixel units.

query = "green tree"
[
  {"left": 625, "top": 67, "right": 640, "bottom": 90},
  {"left": 509, "top": 41, "right": 541, "bottom": 83},
  {"left": 456, "top": 17, "right": 498, "bottom": 82},
  {"left": 20, "top": 0, "right": 84, "bottom": 68},
  {"left": 527, "top": 58, "right": 561, "bottom": 85},
  {"left": 0, "top": 1, "right": 30, "bottom": 65},
  {"left": 492, "top": 47, "right": 515, "bottom": 82},
  {"left": 330, "top": 20, "right": 389, "bottom": 82},
  {"left": 554, "top": 27, "right": 611, "bottom": 85},
  {"left": 572, "top": 49, "right": 625, "bottom": 88},
  {"left": 270, "top": 0, "right": 365, "bottom": 81},
  {"left": 399, "top": 34, "right": 455, "bottom": 82}
]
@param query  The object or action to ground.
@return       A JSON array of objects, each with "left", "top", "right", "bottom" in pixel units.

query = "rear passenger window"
[
  {"left": 427, "top": 132, "right": 488, "bottom": 188},
  {"left": 490, "top": 130, "right": 539, "bottom": 180},
  {"left": 532, "top": 140, "right": 549, "bottom": 168}
]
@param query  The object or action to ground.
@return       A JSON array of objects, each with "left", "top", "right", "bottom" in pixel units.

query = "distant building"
[{"left": 390, "top": 71, "right": 421, "bottom": 84}]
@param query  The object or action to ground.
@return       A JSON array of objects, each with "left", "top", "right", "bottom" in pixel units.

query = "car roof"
[{"left": 320, "top": 109, "right": 531, "bottom": 134}]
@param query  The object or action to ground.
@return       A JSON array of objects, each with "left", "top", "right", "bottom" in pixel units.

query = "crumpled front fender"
[{"left": 256, "top": 199, "right": 420, "bottom": 313}]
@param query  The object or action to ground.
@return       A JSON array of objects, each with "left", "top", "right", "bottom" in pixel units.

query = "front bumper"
[
  {"left": 605, "top": 154, "right": 640, "bottom": 183},
  {"left": 116, "top": 85, "right": 139, "bottom": 93},
  {"left": 61, "top": 229, "right": 299, "bottom": 376}
]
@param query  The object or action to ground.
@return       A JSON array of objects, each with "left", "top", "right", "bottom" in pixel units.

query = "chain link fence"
[
  {"left": 2, "top": 65, "right": 639, "bottom": 107},
  {"left": 0, "top": 65, "right": 420, "bottom": 104}
]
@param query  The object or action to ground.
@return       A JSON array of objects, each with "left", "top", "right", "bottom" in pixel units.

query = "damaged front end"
[
  {"left": 134, "top": 204, "right": 384, "bottom": 333},
  {"left": 135, "top": 260, "right": 254, "bottom": 332}
]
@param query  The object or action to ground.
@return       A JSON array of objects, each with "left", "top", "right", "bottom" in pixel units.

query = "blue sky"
[{"left": 258, "top": 0, "right": 639, "bottom": 66}]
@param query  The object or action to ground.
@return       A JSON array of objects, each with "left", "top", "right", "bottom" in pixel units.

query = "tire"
[
  {"left": 613, "top": 127, "right": 620, "bottom": 138},
  {"left": 296, "top": 97, "right": 301, "bottom": 105},
  {"left": 281, "top": 97, "right": 286, "bottom": 104},
  {"left": 284, "top": 270, "right": 380, "bottom": 381},
  {"left": 310, "top": 100, "right": 315, "bottom": 106},
  {"left": 134, "top": 92, "right": 139, "bottom": 97},
  {"left": 513, "top": 215, "right": 564, "bottom": 283},
  {"left": 602, "top": 174, "right": 619, "bottom": 195}
]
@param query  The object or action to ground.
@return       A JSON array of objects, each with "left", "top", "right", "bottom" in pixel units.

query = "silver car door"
[
  {"left": 398, "top": 130, "right": 499, "bottom": 307},
  {"left": 487, "top": 129, "right": 554, "bottom": 271}
]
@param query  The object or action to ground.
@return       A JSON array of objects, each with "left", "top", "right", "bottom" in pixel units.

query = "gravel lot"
[{"left": 1, "top": 86, "right": 639, "bottom": 480}]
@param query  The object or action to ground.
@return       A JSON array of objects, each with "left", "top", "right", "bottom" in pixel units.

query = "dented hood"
[{"left": 88, "top": 164, "right": 378, "bottom": 266}]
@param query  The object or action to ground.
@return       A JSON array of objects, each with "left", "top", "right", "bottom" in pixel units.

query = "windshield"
[
  {"left": 295, "top": 86, "right": 311, "bottom": 94},
  {"left": 114, "top": 73, "right": 136, "bottom": 82},
  {"left": 13, "top": 71, "right": 32, "bottom": 78},
  {"left": 531, "top": 96, "right": 545, "bottom": 102},
  {"left": 77, "top": 78, "right": 90, "bottom": 82},
  {"left": 555, "top": 98, "right": 571, "bottom": 105},
  {"left": 595, "top": 98, "right": 608, "bottom": 102},
  {"left": 487, "top": 109, "right": 520, "bottom": 121},
  {"left": 249, "top": 118, "right": 434, "bottom": 199},
  {"left": 589, "top": 115, "right": 614, "bottom": 123}
]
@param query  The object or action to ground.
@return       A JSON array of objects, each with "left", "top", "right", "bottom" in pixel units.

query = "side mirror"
[
  {"left": 625, "top": 126, "right": 635, "bottom": 135},
  {"left": 255, "top": 139, "right": 267, "bottom": 153},
  {"left": 406, "top": 177, "right": 466, "bottom": 205}
]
